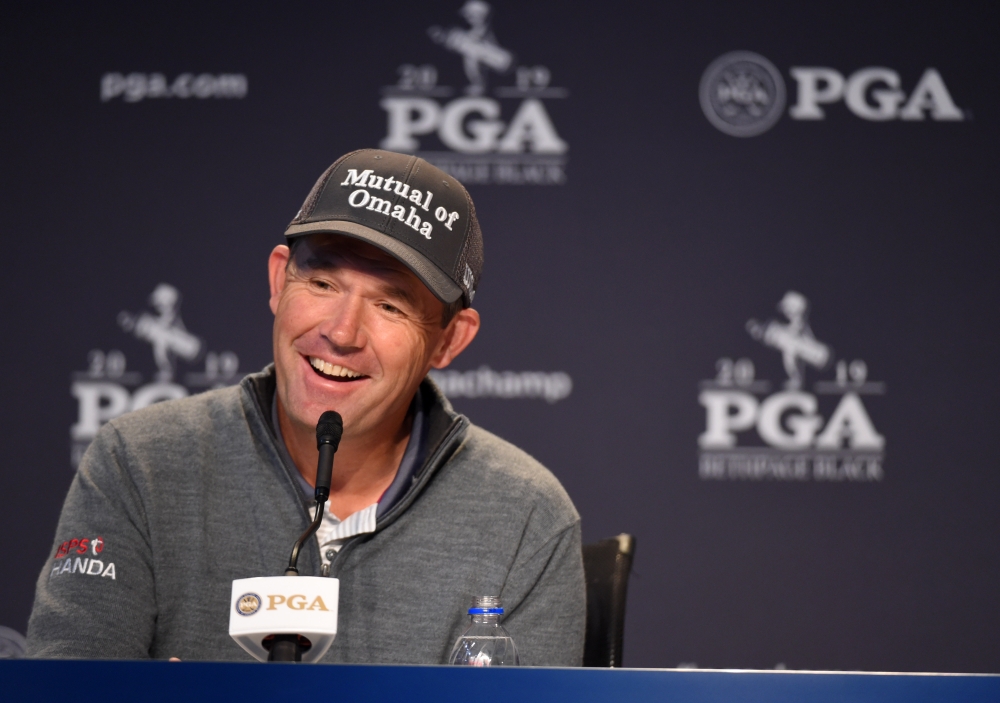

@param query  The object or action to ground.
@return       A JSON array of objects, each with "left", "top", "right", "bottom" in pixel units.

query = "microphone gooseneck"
[{"left": 284, "top": 411, "right": 343, "bottom": 577}]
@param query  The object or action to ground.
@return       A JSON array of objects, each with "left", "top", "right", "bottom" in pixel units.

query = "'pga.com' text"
[{"left": 101, "top": 73, "right": 248, "bottom": 103}]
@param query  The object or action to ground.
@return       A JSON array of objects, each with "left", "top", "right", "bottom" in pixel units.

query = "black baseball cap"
[{"left": 284, "top": 149, "right": 483, "bottom": 306}]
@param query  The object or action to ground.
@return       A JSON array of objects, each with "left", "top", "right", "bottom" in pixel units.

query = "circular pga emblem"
[
  {"left": 700, "top": 51, "right": 786, "bottom": 137},
  {"left": 235, "top": 592, "right": 261, "bottom": 616}
]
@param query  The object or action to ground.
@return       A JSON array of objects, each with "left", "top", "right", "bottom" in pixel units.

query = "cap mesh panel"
[{"left": 455, "top": 185, "right": 484, "bottom": 307}]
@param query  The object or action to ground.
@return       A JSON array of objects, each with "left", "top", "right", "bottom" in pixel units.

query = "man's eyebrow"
[
  {"left": 299, "top": 252, "right": 419, "bottom": 305},
  {"left": 378, "top": 281, "right": 418, "bottom": 306}
]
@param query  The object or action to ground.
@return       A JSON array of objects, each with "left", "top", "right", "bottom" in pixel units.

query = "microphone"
[
  {"left": 314, "top": 411, "right": 343, "bottom": 503},
  {"left": 229, "top": 411, "right": 343, "bottom": 663},
  {"left": 284, "top": 411, "right": 343, "bottom": 577}
]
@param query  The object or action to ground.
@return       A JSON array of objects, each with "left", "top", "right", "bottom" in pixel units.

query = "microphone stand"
[{"left": 268, "top": 411, "right": 342, "bottom": 663}]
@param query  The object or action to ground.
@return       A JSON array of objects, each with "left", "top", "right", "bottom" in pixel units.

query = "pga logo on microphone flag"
[{"left": 229, "top": 576, "right": 339, "bottom": 663}]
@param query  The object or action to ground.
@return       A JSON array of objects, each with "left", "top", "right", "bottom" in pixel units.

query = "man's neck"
[{"left": 277, "top": 400, "right": 413, "bottom": 521}]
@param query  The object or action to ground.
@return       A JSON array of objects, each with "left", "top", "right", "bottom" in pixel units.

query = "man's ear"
[
  {"left": 431, "top": 307, "right": 481, "bottom": 369},
  {"left": 268, "top": 245, "right": 291, "bottom": 315}
]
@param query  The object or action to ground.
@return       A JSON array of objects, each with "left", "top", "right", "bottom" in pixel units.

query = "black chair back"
[{"left": 582, "top": 533, "right": 636, "bottom": 667}]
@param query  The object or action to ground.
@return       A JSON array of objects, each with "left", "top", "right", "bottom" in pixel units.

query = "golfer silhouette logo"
[
  {"left": 118, "top": 283, "right": 203, "bottom": 382},
  {"left": 746, "top": 291, "right": 831, "bottom": 389},
  {"left": 429, "top": 1, "right": 513, "bottom": 95}
]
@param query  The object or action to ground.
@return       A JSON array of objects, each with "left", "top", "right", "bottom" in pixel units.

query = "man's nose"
[{"left": 317, "top": 295, "right": 367, "bottom": 351}]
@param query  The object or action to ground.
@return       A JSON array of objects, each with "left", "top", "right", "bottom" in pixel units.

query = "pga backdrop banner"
[{"left": 2, "top": 0, "right": 998, "bottom": 672}]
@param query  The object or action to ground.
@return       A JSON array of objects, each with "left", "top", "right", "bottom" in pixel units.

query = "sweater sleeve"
[
  {"left": 26, "top": 423, "right": 158, "bottom": 659},
  {"left": 499, "top": 520, "right": 587, "bottom": 667}
]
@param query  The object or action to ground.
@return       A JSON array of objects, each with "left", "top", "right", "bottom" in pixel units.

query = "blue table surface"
[{"left": 2, "top": 660, "right": 998, "bottom": 703}]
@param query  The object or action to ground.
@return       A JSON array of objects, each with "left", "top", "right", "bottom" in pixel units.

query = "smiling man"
[
  {"left": 269, "top": 235, "right": 479, "bottom": 529},
  {"left": 27, "top": 149, "right": 586, "bottom": 665}
]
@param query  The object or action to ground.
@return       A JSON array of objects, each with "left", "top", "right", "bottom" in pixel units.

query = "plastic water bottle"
[{"left": 448, "top": 596, "right": 520, "bottom": 666}]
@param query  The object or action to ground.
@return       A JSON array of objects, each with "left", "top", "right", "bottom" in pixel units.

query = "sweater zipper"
[
  {"left": 326, "top": 416, "right": 467, "bottom": 578},
  {"left": 244, "top": 379, "right": 329, "bottom": 574}
]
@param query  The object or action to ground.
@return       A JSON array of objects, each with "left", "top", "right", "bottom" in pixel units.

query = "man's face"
[{"left": 269, "top": 234, "right": 460, "bottom": 442}]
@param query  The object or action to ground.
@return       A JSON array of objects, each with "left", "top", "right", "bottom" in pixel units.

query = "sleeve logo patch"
[
  {"left": 51, "top": 536, "right": 115, "bottom": 580},
  {"left": 54, "top": 536, "right": 104, "bottom": 559}
]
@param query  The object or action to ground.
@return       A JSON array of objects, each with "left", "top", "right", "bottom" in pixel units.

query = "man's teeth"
[{"left": 309, "top": 357, "right": 362, "bottom": 379}]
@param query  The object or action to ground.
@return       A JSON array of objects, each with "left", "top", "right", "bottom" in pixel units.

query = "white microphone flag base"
[{"left": 229, "top": 576, "right": 339, "bottom": 663}]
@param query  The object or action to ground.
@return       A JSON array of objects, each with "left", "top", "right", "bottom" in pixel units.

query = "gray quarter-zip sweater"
[{"left": 27, "top": 368, "right": 585, "bottom": 665}]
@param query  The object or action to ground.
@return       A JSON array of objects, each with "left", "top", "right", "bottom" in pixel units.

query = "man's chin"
[
  {"left": 276, "top": 379, "right": 361, "bottom": 435},
  {"left": 287, "top": 396, "right": 357, "bottom": 431}
]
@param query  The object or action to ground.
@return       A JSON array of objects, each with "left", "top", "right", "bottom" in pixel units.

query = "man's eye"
[
  {"left": 310, "top": 278, "right": 333, "bottom": 290},
  {"left": 380, "top": 302, "right": 401, "bottom": 314}
]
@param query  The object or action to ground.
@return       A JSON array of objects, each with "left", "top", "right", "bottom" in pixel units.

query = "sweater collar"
[{"left": 241, "top": 365, "right": 467, "bottom": 523}]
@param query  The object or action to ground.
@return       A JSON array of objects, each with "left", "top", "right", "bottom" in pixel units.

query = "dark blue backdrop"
[{"left": 2, "top": 0, "right": 998, "bottom": 672}]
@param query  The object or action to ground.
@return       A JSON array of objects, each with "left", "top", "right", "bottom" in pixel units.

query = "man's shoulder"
[
  {"left": 97, "top": 382, "right": 253, "bottom": 456},
  {"left": 112, "top": 383, "right": 245, "bottom": 432},
  {"left": 78, "top": 379, "right": 270, "bottom": 490},
  {"left": 442, "top": 422, "right": 579, "bottom": 524}
]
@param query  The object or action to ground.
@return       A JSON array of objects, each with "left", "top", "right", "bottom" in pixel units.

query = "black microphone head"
[{"left": 316, "top": 411, "right": 343, "bottom": 450}]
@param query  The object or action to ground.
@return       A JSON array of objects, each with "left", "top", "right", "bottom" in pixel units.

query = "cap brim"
[{"left": 284, "top": 220, "right": 463, "bottom": 304}]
